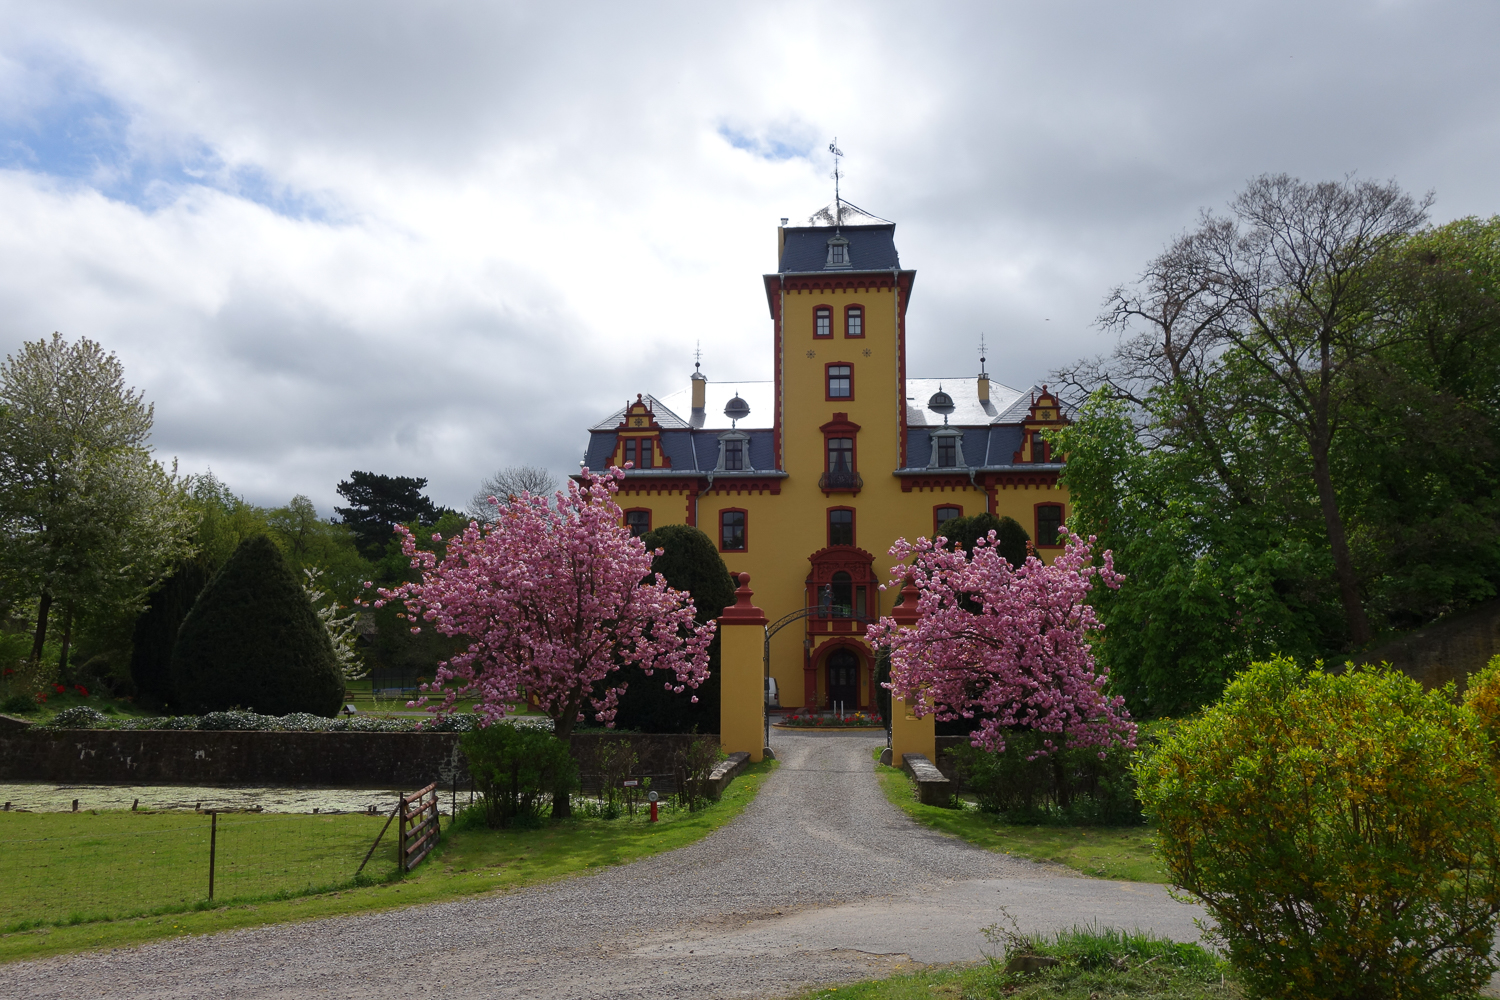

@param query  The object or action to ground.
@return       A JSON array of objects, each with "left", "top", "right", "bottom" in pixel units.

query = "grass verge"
[
  {"left": 0, "top": 759, "right": 774, "bottom": 964},
  {"left": 793, "top": 925, "right": 1236, "bottom": 999},
  {"left": 874, "top": 755, "right": 1166, "bottom": 883}
]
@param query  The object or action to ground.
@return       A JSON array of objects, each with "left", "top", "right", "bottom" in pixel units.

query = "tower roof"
[{"left": 777, "top": 207, "right": 900, "bottom": 273}]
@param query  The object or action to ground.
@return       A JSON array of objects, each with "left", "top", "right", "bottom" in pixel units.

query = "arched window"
[
  {"left": 720, "top": 509, "right": 747, "bottom": 551},
  {"left": 1036, "top": 503, "right": 1064, "bottom": 547},
  {"left": 934, "top": 505, "right": 962, "bottom": 535},
  {"left": 624, "top": 509, "right": 651, "bottom": 537},
  {"left": 814, "top": 306, "right": 832, "bottom": 338}
]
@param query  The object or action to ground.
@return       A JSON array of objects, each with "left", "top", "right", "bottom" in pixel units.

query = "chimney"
[
  {"left": 977, "top": 373, "right": 990, "bottom": 404},
  {"left": 691, "top": 363, "right": 707, "bottom": 413},
  {"left": 778, "top": 218, "right": 788, "bottom": 264}
]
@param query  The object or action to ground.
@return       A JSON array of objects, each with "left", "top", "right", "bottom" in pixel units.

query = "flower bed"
[{"left": 775, "top": 712, "right": 883, "bottom": 729}]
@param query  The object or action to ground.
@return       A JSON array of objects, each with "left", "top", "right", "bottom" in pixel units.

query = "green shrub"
[
  {"left": 129, "top": 562, "right": 210, "bottom": 708},
  {"left": 169, "top": 535, "right": 345, "bottom": 717},
  {"left": 1, "top": 693, "right": 37, "bottom": 714},
  {"left": 461, "top": 722, "right": 578, "bottom": 828},
  {"left": 936, "top": 512, "right": 1029, "bottom": 567},
  {"left": 948, "top": 732, "right": 1144, "bottom": 825},
  {"left": 1135, "top": 657, "right": 1500, "bottom": 999},
  {"left": 671, "top": 735, "right": 725, "bottom": 811},
  {"left": 45, "top": 706, "right": 106, "bottom": 729}
]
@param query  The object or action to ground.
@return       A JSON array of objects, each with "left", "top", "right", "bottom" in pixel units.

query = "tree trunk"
[
  {"left": 29, "top": 591, "right": 53, "bottom": 666},
  {"left": 57, "top": 603, "right": 73, "bottom": 682},
  {"left": 1311, "top": 449, "right": 1372, "bottom": 647},
  {"left": 551, "top": 711, "right": 575, "bottom": 819}
]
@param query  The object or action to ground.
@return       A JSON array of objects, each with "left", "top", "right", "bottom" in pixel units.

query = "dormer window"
[
  {"left": 826, "top": 235, "right": 851, "bottom": 269},
  {"left": 926, "top": 428, "right": 966, "bottom": 470},
  {"left": 715, "top": 429, "right": 753, "bottom": 473}
]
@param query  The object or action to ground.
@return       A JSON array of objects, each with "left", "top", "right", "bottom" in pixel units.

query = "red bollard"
[{"left": 648, "top": 790, "right": 659, "bottom": 823}]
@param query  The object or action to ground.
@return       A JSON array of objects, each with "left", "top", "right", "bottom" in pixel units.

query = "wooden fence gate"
[{"left": 398, "top": 782, "right": 440, "bottom": 873}]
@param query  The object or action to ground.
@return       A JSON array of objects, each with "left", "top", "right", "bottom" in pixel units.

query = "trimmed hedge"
[
  {"left": 39, "top": 706, "right": 551, "bottom": 733},
  {"left": 169, "top": 535, "right": 345, "bottom": 717}
]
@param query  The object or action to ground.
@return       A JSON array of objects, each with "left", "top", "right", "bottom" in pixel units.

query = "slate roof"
[{"left": 777, "top": 224, "right": 901, "bottom": 273}]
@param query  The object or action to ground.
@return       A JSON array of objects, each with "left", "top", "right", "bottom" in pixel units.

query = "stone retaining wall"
[{"left": 0, "top": 729, "right": 716, "bottom": 790}]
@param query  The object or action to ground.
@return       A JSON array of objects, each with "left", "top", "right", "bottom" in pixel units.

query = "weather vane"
[
  {"left": 695, "top": 339, "right": 702, "bottom": 372},
  {"left": 828, "top": 138, "right": 844, "bottom": 227},
  {"left": 978, "top": 333, "right": 988, "bottom": 376}
]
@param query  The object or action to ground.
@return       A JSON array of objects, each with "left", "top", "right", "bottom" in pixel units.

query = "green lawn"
[
  {"left": 0, "top": 760, "right": 774, "bottom": 963},
  {"left": 875, "top": 758, "right": 1167, "bottom": 883},
  {"left": 793, "top": 926, "right": 1236, "bottom": 1000}
]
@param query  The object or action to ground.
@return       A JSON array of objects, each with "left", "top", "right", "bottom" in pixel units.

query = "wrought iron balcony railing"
[{"left": 818, "top": 469, "right": 863, "bottom": 491}]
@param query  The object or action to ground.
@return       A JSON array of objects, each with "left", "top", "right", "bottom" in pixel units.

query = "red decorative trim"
[
  {"left": 685, "top": 487, "right": 697, "bottom": 527},
  {"left": 826, "top": 506, "right": 856, "bottom": 549},
  {"left": 981, "top": 471, "right": 1062, "bottom": 489},
  {"left": 898, "top": 473, "right": 972, "bottom": 493},
  {"left": 843, "top": 303, "right": 865, "bottom": 338},
  {"left": 824, "top": 361, "right": 854, "bottom": 403},
  {"left": 890, "top": 580, "right": 922, "bottom": 627},
  {"left": 772, "top": 276, "right": 783, "bottom": 470},
  {"left": 703, "top": 478, "right": 782, "bottom": 496},
  {"left": 616, "top": 477, "right": 700, "bottom": 496},
  {"left": 805, "top": 545, "right": 877, "bottom": 585},
  {"left": 778, "top": 274, "right": 898, "bottom": 294},
  {"left": 896, "top": 273, "right": 910, "bottom": 468},
  {"left": 719, "top": 572, "right": 767, "bottom": 626},
  {"left": 813, "top": 303, "right": 834, "bottom": 339},
  {"left": 1034, "top": 501, "right": 1066, "bottom": 549},
  {"left": 932, "top": 503, "right": 963, "bottom": 537},
  {"left": 718, "top": 506, "right": 749, "bottom": 553}
]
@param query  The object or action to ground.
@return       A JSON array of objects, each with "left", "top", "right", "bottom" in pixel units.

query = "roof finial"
[
  {"left": 694, "top": 339, "right": 702, "bottom": 373},
  {"left": 828, "top": 137, "right": 844, "bottom": 231},
  {"left": 978, "top": 333, "right": 988, "bottom": 377}
]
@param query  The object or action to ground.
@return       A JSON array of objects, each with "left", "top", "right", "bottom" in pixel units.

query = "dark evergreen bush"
[
  {"left": 607, "top": 524, "right": 735, "bottom": 733},
  {"left": 128, "top": 561, "right": 210, "bottom": 707},
  {"left": 169, "top": 535, "right": 345, "bottom": 717},
  {"left": 949, "top": 733, "right": 1144, "bottom": 826},
  {"left": 461, "top": 723, "right": 578, "bottom": 828},
  {"left": 937, "top": 512, "right": 1030, "bottom": 567}
]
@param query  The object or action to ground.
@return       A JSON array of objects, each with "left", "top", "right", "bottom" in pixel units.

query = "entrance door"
[{"left": 826, "top": 648, "right": 860, "bottom": 711}]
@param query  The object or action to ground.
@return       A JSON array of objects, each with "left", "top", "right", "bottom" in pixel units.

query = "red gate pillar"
[
  {"left": 887, "top": 579, "right": 936, "bottom": 762},
  {"left": 718, "top": 573, "right": 768, "bottom": 762}
]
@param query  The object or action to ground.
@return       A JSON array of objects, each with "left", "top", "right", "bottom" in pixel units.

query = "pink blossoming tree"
[
  {"left": 376, "top": 468, "right": 714, "bottom": 816},
  {"left": 867, "top": 530, "right": 1135, "bottom": 755}
]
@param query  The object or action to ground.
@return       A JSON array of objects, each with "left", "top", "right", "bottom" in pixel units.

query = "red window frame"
[
  {"left": 1030, "top": 431, "right": 1049, "bottom": 463},
  {"left": 820, "top": 413, "right": 861, "bottom": 474},
  {"left": 623, "top": 508, "right": 652, "bottom": 537},
  {"left": 1035, "top": 502, "right": 1065, "bottom": 548},
  {"left": 933, "top": 504, "right": 963, "bottom": 536},
  {"left": 844, "top": 304, "right": 864, "bottom": 338},
  {"left": 825, "top": 361, "right": 854, "bottom": 402},
  {"left": 813, "top": 305, "right": 833, "bottom": 339},
  {"left": 827, "top": 506, "right": 856, "bottom": 548},
  {"left": 719, "top": 507, "right": 748, "bottom": 552}
]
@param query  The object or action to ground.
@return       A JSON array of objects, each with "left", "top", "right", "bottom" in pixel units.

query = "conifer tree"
[{"left": 170, "top": 535, "right": 344, "bottom": 716}]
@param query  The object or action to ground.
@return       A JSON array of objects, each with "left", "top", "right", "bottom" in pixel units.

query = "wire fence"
[{"left": 0, "top": 807, "right": 404, "bottom": 930}]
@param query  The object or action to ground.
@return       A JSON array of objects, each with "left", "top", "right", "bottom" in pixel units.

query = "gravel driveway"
[{"left": 10, "top": 730, "right": 1205, "bottom": 999}]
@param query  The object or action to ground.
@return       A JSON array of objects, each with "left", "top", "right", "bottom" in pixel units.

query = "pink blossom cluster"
[
  {"left": 867, "top": 530, "right": 1135, "bottom": 756},
  {"left": 375, "top": 468, "right": 713, "bottom": 735}
]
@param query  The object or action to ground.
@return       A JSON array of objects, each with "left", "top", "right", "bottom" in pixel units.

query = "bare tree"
[
  {"left": 1058, "top": 175, "right": 1431, "bottom": 648},
  {"left": 467, "top": 465, "right": 560, "bottom": 523}
]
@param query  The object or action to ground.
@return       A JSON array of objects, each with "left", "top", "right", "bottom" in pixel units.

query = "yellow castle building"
[{"left": 580, "top": 201, "right": 1070, "bottom": 718}]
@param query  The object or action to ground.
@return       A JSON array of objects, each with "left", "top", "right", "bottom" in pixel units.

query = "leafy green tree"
[
  {"left": 335, "top": 471, "right": 446, "bottom": 557},
  {"left": 1137, "top": 658, "right": 1500, "bottom": 998},
  {"left": 170, "top": 534, "right": 344, "bottom": 716},
  {"left": 460, "top": 723, "right": 578, "bottom": 828},
  {"left": 607, "top": 524, "right": 734, "bottom": 733},
  {"left": 267, "top": 494, "right": 367, "bottom": 603},
  {"left": 0, "top": 334, "right": 194, "bottom": 680}
]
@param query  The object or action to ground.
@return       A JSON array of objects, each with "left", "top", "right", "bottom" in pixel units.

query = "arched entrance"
[{"left": 826, "top": 648, "right": 861, "bottom": 711}]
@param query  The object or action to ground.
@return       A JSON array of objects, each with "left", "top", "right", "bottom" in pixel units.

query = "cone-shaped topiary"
[{"left": 169, "top": 534, "right": 345, "bottom": 717}]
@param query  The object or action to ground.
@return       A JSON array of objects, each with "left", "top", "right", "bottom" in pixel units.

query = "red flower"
[
  {"left": 53, "top": 684, "right": 65, "bottom": 694},
  {"left": 74, "top": 685, "right": 88, "bottom": 696}
]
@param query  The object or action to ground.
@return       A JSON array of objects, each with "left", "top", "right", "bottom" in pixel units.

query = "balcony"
[{"left": 818, "top": 469, "right": 863, "bottom": 492}]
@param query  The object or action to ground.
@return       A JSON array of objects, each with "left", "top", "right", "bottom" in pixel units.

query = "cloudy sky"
[{"left": 1, "top": 1, "right": 1496, "bottom": 514}]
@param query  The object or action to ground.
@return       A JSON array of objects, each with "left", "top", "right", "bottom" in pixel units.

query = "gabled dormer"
[
  {"left": 1013, "top": 386, "right": 1068, "bottom": 464},
  {"left": 613, "top": 394, "right": 671, "bottom": 469}
]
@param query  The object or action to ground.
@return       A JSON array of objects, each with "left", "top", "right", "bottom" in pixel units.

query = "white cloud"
[{"left": 0, "top": 0, "right": 1495, "bottom": 512}]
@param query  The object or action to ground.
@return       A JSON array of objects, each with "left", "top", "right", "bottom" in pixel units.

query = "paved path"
[{"left": 11, "top": 731, "right": 1205, "bottom": 999}]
